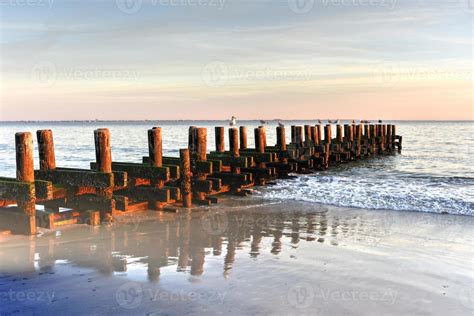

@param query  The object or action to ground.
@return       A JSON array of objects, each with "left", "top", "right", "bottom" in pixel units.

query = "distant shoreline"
[{"left": 0, "top": 119, "right": 472, "bottom": 123}]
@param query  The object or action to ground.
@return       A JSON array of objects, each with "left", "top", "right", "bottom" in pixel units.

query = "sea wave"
[{"left": 258, "top": 173, "right": 474, "bottom": 216}]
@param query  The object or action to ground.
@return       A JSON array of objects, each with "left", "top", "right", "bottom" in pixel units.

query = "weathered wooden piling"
[
  {"left": 37, "top": 130, "right": 56, "bottom": 171},
  {"left": 94, "top": 128, "right": 113, "bottom": 200},
  {"left": 324, "top": 125, "right": 332, "bottom": 144},
  {"left": 276, "top": 126, "right": 287, "bottom": 151},
  {"left": 255, "top": 127, "right": 265, "bottom": 154},
  {"left": 1, "top": 121, "right": 403, "bottom": 235},
  {"left": 180, "top": 149, "right": 192, "bottom": 208},
  {"left": 229, "top": 128, "right": 240, "bottom": 174},
  {"left": 304, "top": 125, "right": 312, "bottom": 144},
  {"left": 239, "top": 126, "right": 247, "bottom": 149},
  {"left": 94, "top": 129, "right": 112, "bottom": 174},
  {"left": 344, "top": 124, "right": 354, "bottom": 142},
  {"left": 15, "top": 132, "right": 35, "bottom": 216},
  {"left": 336, "top": 125, "right": 343, "bottom": 143},
  {"left": 148, "top": 127, "right": 163, "bottom": 167},
  {"left": 215, "top": 127, "right": 225, "bottom": 153}
]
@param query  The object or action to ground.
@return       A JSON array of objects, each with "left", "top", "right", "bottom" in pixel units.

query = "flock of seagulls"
[{"left": 229, "top": 117, "right": 382, "bottom": 127}]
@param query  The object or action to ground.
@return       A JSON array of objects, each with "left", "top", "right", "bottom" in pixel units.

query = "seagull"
[
  {"left": 317, "top": 119, "right": 322, "bottom": 124},
  {"left": 352, "top": 120, "right": 356, "bottom": 124},
  {"left": 260, "top": 120, "right": 268, "bottom": 125},
  {"left": 378, "top": 119, "right": 383, "bottom": 123},
  {"left": 278, "top": 121, "right": 285, "bottom": 128},
  {"left": 230, "top": 116, "right": 237, "bottom": 126}
]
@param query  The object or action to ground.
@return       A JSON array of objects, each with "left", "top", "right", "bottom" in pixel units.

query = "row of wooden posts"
[{"left": 0, "top": 123, "right": 402, "bottom": 235}]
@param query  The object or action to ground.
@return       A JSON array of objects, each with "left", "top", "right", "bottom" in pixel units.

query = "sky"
[{"left": 0, "top": 0, "right": 472, "bottom": 120}]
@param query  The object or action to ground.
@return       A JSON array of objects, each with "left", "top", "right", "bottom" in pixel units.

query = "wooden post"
[
  {"left": 94, "top": 128, "right": 112, "bottom": 173},
  {"left": 148, "top": 127, "right": 163, "bottom": 167},
  {"left": 295, "top": 126, "right": 303, "bottom": 145},
  {"left": 369, "top": 125, "right": 375, "bottom": 139},
  {"left": 215, "top": 127, "right": 225, "bottom": 153},
  {"left": 254, "top": 127, "right": 265, "bottom": 153},
  {"left": 310, "top": 126, "right": 317, "bottom": 145},
  {"left": 364, "top": 125, "right": 369, "bottom": 138},
  {"left": 196, "top": 128, "right": 207, "bottom": 161},
  {"left": 315, "top": 125, "right": 322, "bottom": 145},
  {"left": 324, "top": 125, "right": 332, "bottom": 144},
  {"left": 180, "top": 149, "right": 192, "bottom": 208},
  {"left": 37, "top": 129, "right": 56, "bottom": 171},
  {"left": 344, "top": 124, "right": 354, "bottom": 142},
  {"left": 258, "top": 126, "right": 266, "bottom": 147},
  {"left": 355, "top": 124, "right": 363, "bottom": 140},
  {"left": 291, "top": 126, "right": 296, "bottom": 144},
  {"left": 386, "top": 124, "right": 392, "bottom": 150},
  {"left": 276, "top": 126, "right": 287, "bottom": 151},
  {"left": 239, "top": 126, "right": 247, "bottom": 149},
  {"left": 304, "top": 125, "right": 312, "bottom": 144},
  {"left": 94, "top": 129, "right": 113, "bottom": 200},
  {"left": 336, "top": 125, "right": 343, "bottom": 143},
  {"left": 15, "top": 132, "right": 35, "bottom": 216},
  {"left": 188, "top": 126, "right": 197, "bottom": 152},
  {"left": 229, "top": 128, "right": 240, "bottom": 173}
]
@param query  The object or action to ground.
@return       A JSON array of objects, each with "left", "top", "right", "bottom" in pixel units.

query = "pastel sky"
[{"left": 0, "top": 0, "right": 472, "bottom": 120}]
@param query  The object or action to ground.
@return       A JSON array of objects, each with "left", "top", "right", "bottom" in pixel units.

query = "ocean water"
[{"left": 0, "top": 120, "right": 472, "bottom": 216}]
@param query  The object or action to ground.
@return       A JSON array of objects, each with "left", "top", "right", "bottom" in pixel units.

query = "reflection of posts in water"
[
  {"left": 291, "top": 214, "right": 301, "bottom": 246},
  {"left": 271, "top": 214, "right": 285, "bottom": 255},
  {"left": 305, "top": 214, "right": 316, "bottom": 241},
  {"left": 189, "top": 216, "right": 205, "bottom": 276},
  {"left": 224, "top": 239, "right": 236, "bottom": 278},
  {"left": 177, "top": 214, "right": 191, "bottom": 272},
  {"left": 211, "top": 236, "right": 223, "bottom": 256},
  {"left": 250, "top": 217, "right": 263, "bottom": 258},
  {"left": 148, "top": 223, "right": 170, "bottom": 282}
]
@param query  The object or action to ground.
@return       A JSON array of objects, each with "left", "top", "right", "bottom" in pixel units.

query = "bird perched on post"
[
  {"left": 317, "top": 119, "right": 322, "bottom": 124},
  {"left": 378, "top": 119, "right": 383, "bottom": 123},
  {"left": 260, "top": 120, "right": 268, "bottom": 125},
  {"left": 278, "top": 121, "right": 285, "bottom": 128},
  {"left": 230, "top": 116, "right": 237, "bottom": 126}
]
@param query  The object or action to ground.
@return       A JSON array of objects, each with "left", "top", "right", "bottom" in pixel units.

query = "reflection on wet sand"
[{"left": 0, "top": 204, "right": 443, "bottom": 281}]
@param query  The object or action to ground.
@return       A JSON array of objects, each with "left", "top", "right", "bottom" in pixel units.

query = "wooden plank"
[
  {"left": 91, "top": 162, "right": 169, "bottom": 181},
  {"left": 208, "top": 153, "right": 248, "bottom": 168},
  {"left": 35, "top": 180, "right": 53, "bottom": 200},
  {"left": 35, "top": 169, "right": 113, "bottom": 188},
  {"left": 0, "top": 180, "right": 34, "bottom": 202},
  {"left": 56, "top": 167, "right": 127, "bottom": 187},
  {"left": 191, "top": 179, "right": 213, "bottom": 193}
]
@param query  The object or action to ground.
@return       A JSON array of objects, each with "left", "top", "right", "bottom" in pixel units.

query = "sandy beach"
[{"left": 1, "top": 196, "right": 472, "bottom": 315}]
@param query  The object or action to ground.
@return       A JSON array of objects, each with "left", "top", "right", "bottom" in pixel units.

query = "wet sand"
[{"left": 0, "top": 197, "right": 473, "bottom": 315}]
